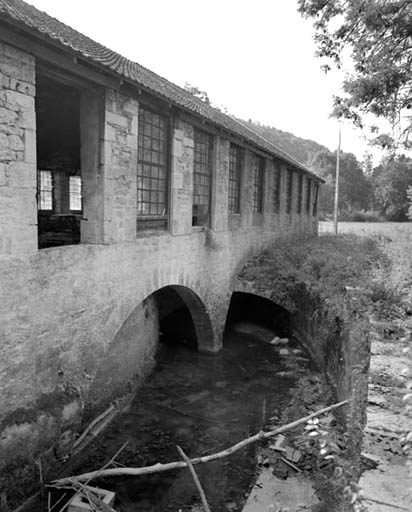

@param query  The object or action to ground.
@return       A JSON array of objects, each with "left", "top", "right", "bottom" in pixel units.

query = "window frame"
[
  {"left": 69, "top": 175, "right": 82, "bottom": 213},
  {"left": 313, "top": 183, "right": 319, "bottom": 216},
  {"left": 286, "top": 168, "right": 293, "bottom": 214},
  {"left": 252, "top": 155, "right": 265, "bottom": 214},
  {"left": 37, "top": 169, "right": 54, "bottom": 211},
  {"left": 273, "top": 161, "right": 281, "bottom": 213},
  {"left": 297, "top": 173, "right": 303, "bottom": 214},
  {"left": 192, "top": 129, "right": 213, "bottom": 227},
  {"left": 306, "top": 177, "right": 312, "bottom": 215},
  {"left": 228, "top": 144, "right": 242, "bottom": 215},
  {"left": 136, "top": 105, "right": 171, "bottom": 230}
]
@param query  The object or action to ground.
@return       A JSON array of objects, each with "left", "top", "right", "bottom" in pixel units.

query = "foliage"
[
  {"left": 244, "top": 119, "right": 329, "bottom": 166},
  {"left": 183, "top": 83, "right": 211, "bottom": 105},
  {"left": 407, "top": 185, "right": 412, "bottom": 220},
  {"left": 298, "top": 0, "right": 412, "bottom": 149},
  {"left": 371, "top": 154, "right": 412, "bottom": 220},
  {"left": 310, "top": 149, "right": 373, "bottom": 215}
]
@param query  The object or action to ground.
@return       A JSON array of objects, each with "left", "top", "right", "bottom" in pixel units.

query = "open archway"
[
  {"left": 152, "top": 285, "right": 215, "bottom": 352},
  {"left": 224, "top": 291, "right": 292, "bottom": 341}
]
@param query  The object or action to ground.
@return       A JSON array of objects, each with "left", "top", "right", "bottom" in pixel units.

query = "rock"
[
  {"left": 270, "top": 336, "right": 281, "bottom": 345},
  {"left": 279, "top": 338, "right": 289, "bottom": 344},
  {"left": 285, "top": 446, "right": 303, "bottom": 463},
  {"left": 225, "top": 501, "right": 237, "bottom": 511},
  {"left": 279, "top": 348, "right": 290, "bottom": 356}
]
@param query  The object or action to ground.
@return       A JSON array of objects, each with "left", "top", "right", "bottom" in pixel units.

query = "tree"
[
  {"left": 310, "top": 149, "right": 372, "bottom": 216},
  {"left": 298, "top": 0, "right": 412, "bottom": 149},
  {"left": 372, "top": 154, "right": 412, "bottom": 220}
]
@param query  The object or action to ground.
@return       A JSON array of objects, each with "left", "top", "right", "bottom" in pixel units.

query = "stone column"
[
  {"left": 210, "top": 136, "right": 229, "bottom": 232},
  {"left": 101, "top": 89, "right": 138, "bottom": 243},
  {"left": 170, "top": 119, "right": 194, "bottom": 236},
  {"left": 0, "top": 42, "right": 37, "bottom": 256}
]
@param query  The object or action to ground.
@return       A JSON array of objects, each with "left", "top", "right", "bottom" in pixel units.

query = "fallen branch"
[
  {"left": 364, "top": 496, "right": 410, "bottom": 510},
  {"left": 53, "top": 399, "right": 349, "bottom": 485},
  {"left": 72, "top": 404, "right": 116, "bottom": 453},
  {"left": 177, "top": 446, "right": 211, "bottom": 512},
  {"left": 280, "top": 456, "right": 301, "bottom": 473}
]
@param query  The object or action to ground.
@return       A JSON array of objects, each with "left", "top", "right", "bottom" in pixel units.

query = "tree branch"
[{"left": 52, "top": 399, "right": 349, "bottom": 485}]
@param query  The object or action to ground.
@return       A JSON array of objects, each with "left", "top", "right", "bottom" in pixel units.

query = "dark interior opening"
[
  {"left": 153, "top": 286, "right": 198, "bottom": 349},
  {"left": 224, "top": 292, "right": 291, "bottom": 336},
  {"left": 36, "top": 72, "right": 81, "bottom": 249}
]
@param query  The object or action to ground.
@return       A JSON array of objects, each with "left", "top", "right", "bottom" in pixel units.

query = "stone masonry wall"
[
  {"left": 0, "top": 41, "right": 37, "bottom": 257},
  {"left": 0, "top": 43, "right": 320, "bottom": 502}
]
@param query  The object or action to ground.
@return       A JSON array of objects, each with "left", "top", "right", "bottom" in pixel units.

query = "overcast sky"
[{"left": 28, "top": 0, "right": 378, "bottom": 163}]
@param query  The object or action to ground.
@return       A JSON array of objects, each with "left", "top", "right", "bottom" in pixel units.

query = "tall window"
[
  {"left": 137, "top": 107, "right": 169, "bottom": 229},
  {"left": 297, "top": 173, "right": 303, "bottom": 214},
  {"left": 286, "top": 168, "right": 293, "bottom": 214},
  {"left": 273, "top": 161, "right": 281, "bottom": 213},
  {"left": 313, "top": 183, "right": 319, "bottom": 216},
  {"left": 306, "top": 177, "right": 312, "bottom": 214},
  {"left": 252, "top": 156, "right": 265, "bottom": 213},
  {"left": 38, "top": 170, "right": 53, "bottom": 210},
  {"left": 193, "top": 129, "right": 213, "bottom": 226},
  {"left": 69, "top": 176, "right": 82, "bottom": 211},
  {"left": 228, "top": 144, "right": 242, "bottom": 214}
]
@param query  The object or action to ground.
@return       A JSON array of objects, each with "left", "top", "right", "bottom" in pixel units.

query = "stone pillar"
[
  {"left": 210, "top": 136, "right": 229, "bottom": 232},
  {"left": 102, "top": 89, "right": 138, "bottom": 243},
  {"left": 170, "top": 119, "right": 194, "bottom": 235},
  {"left": 80, "top": 87, "right": 105, "bottom": 243},
  {"left": 0, "top": 42, "right": 37, "bottom": 257}
]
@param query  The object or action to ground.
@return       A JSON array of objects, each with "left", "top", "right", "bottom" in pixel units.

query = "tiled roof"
[{"left": 0, "top": 0, "right": 322, "bottom": 180}]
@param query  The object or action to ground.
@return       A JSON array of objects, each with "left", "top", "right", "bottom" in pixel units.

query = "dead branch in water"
[
  {"left": 177, "top": 446, "right": 211, "bottom": 512},
  {"left": 53, "top": 399, "right": 349, "bottom": 485}
]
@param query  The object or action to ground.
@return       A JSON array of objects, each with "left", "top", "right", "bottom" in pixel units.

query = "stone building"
[{"left": 0, "top": 0, "right": 323, "bottom": 492}]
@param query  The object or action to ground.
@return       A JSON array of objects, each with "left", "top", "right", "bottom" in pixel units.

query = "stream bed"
[{"left": 50, "top": 323, "right": 316, "bottom": 511}]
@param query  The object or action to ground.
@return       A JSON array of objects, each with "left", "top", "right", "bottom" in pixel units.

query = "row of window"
[
  {"left": 137, "top": 106, "right": 318, "bottom": 229},
  {"left": 37, "top": 107, "right": 319, "bottom": 226}
]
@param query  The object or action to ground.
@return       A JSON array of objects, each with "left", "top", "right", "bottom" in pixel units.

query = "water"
[{"left": 48, "top": 324, "right": 312, "bottom": 511}]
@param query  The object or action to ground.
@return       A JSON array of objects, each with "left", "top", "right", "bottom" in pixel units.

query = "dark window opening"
[
  {"left": 252, "top": 156, "right": 265, "bottom": 213},
  {"left": 36, "top": 73, "right": 81, "bottom": 249},
  {"left": 273, "top": 161, "right": 281, "bottom": 213},
  {"left": 297, "top": 173, "right": 303, "bottom": 214},
  {"left": 228, "top": 144, "right": 242, "bottom": 214},
  {"left": 137, "top": 106, "right": 169, "bottom": 231},
  {"left": 286, "top": 168, "right": 293, "bottom": 214},
  {"left": 306, "top": 177, "right": 312, "bottom": 214},
  {"left": 193, "top": 129, "right": 212, "bottom": 227}
]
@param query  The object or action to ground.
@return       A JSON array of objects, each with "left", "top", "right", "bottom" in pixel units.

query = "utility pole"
[{"left": 333, "top": 126, "right": 341, "bottom": 235}]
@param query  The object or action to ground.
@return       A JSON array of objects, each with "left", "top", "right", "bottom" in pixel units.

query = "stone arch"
[
  {"left": 152, "top": 285, "right": 215, "bottom": 353},
  {"left": 224, "top": 291, "right": 292, "bottom": 337}
]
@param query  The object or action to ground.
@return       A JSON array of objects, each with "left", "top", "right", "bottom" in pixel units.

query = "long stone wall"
[{"left": 0, "top": 39, "right": 319, "bottom": 503}]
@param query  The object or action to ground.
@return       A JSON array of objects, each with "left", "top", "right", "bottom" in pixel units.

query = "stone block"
[
  {"left": 0, "top": 107, "right": 18, "bottom": 124},
  {"left": 5, "top": 90, "right": 34, "bottom": 110},
  {"left": 24, "top": 129, "right": 36, "bottom": 163},
  {"left": 106, "top": 111, "right": 128, "bottom": 129}
]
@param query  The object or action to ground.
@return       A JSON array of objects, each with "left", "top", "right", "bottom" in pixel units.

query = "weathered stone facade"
[{"left": 0, "top": 12, "right": 322, "bottom": 501}]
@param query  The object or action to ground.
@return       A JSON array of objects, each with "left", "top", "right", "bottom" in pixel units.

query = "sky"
[{"left": 26, "top": 0, "right": 379, "bottom": 163}]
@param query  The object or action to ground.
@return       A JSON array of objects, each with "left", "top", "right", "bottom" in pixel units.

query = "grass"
[{"left": 320, "top": 222, "right": 412, "bottom": 317}]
